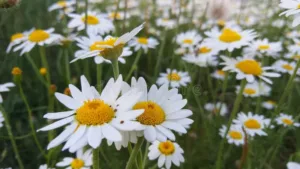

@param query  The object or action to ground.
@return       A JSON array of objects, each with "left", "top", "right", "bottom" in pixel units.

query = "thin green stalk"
[
  {"left": 142, "top": 142, "right": 150, "bottom": 169},
  {"left": 39, "top": 46, "right": 51, "bottom": 84},
  {"left": 97, "top": 64, "right": 102, "bottom": 92},
  {"left": 25, "top": 53, "right": 48, "bottom": 87},
  {"left": 122, "top": 0, "right": 128, "bottom": 32},
  {"left": 84, "top": 0, "right": 88, "bottom": 32},
  {"left": 125, "top": 50, "right": 142, "bottom": 81},
  {"left": 111, "top": 59, "right": 120, "bottom": 80},
  {"left": 154, "top": 30, "right": 167, "bottom": 77},
  {"left": 125, "top": 138, "right": 144, "bottom": 169},
  {"left": 64, "top": 49, "right": 71, "bottom": 84},
  {"left": 206, "top": 67, "right": 216, "bottom": 103},
  {"left": 0, "top": 105, "right": 24, "bottom": 169},
  {"left": 18, "top": 83, "right": 46, "bottom": 159},
  {"left": 93, "top": 147, "right": 100, "bottom": 169},
  {"left": 215, "top": 79, "right": 247, "bottom": 169}
]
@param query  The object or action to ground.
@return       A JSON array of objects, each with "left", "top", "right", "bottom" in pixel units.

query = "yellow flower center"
[
  {"left": 109, "top": 12, "right": 122, "bottom": 20},
  {"left": 282, "top": 118, "right": 294, "bottom": 125},
  {"left": 82, "top": 15, "right": 99, "bottom": 25},
  {"left": 298, "top": 4, "right": 300, "bottom": 9},
  {"left": 137, "top": 37, "right": 148, "bottom": 45},
  {"left": 217, "top": 70, "right": 225, "bottom": 76},
  {"left": 267, "top": 100, "right": 276, "bottom": 105},
  {"left": 39, "top": 68, "right": 47, "bottom": 75},
  {"left": 133, "top": 101, "right": 165, "bottom": 125},
  {"left": 243, "top": 88, "right": 256, "bottom": 95},
  {"left": 244, "top": 119, "right": 261, "bottom": 129},
  {"left": 11, "top": 67, "right": 22, "bottom": 75},
  {"left": 219, "top": 28, "right": 242, "bottom": 43},
  {"left": 90, "top": 41, "right": 106, "bottom": 51},
  {"left": 183, "top": 39, "right": 193, "bottom": 44},
  {"left": 258, "top": 45, "right": 270, "bottom": 50},
  {"left": 71, "top": 158, "right": 85, "bottom": 169},
  {"left": 167, "top": 73, "right": 181, "bottom": 81},
  {"left": 28, "top": 30, "right": 50, "bottom": 42},
  {"left": 282, "top": 64, "right": 293, "bottom": 71},
  {"left": 292, "top": 55, "right": 300, "bottom": 60},
  {"left": 229, "top": 131, "right": 243, "bottom": 140},
  {"left": 217, "top": 20, "right": 225, "bottom": 27},
  {"left": 57, "top": 1, "right": 67, "bottom": 7},
  {"left": 75, "top": 99, "right": 115, "bottom": 126},
  {"left": 158, "top": 141, "right": 175, "bottom": 155},
  {"left": 11, "top": 33, "right": 24, "bottom": 42},
  {"left": 235, "top": 60, "right": 262, "bottom": 75},
  {"left": 198, "top": 47, "right": 212, "bottom": 54}
]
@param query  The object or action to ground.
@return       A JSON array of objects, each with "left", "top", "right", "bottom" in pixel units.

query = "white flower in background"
[
  {"left": 205, "top": 27, "right": 256, "bottom": 52},
  {"left": 156, "top": 18, "right": 176, "bottom": 29},
  {"left": 39, "top": 164, "right": 54, "bottom": 169},
  {"left": 276, "top": 113, "right": 300, "bottom": 127},
  {"left": 107, "top": 131, "right": 143, "bottom": 151},
  {"left": 233, "top": 112, "right": 270, "bottom": 137},
  {"left": 287, "top": 162, "right": 300, "bottom": 169},
  {"left": 221, "top": 56, "right": 280, "bottom": 84},
  {"left": 71, "top": 23, "right": 144, "bottom": 63},
  {"left": 148, "top": 140, "right": 184, "bottom": 169},
  {"left": 272, "top": 60, "right": 300, "bottom": 75},
  {"left": 0, "top": 82, "right": 15, "bottom": 103},
  {"left": 284, "top": 52, "right": 300, "bottom": 61},
  {"left": 286, "top": 31, "right": 300, "bottom": 39},
  {"left": 122, "top": 77, "right": 193, "bottom": 142},
  {"left": 262, "top": 100, "right": 277, "bottom": 110},
  {"left": 182, "top": 54, "right": 218, "bottom": 67},
  {"left": 68, "top": 11, "right": 114, "bottom": 35},
  {"left": 219, "top": 125, "right": 245, "bottom": 146},
  {"left": 211, "top": 69, "right": 226, "bottom": 80},
  {"left": 56, "top": 149, "right": 92, "bottom": 169},
  {"left": 48, "top": 0, "right": 75, "bottom": 12},
  {"left": 13, "top": 28, "right": 62, "bottom": 55},
  {"left": 205, "top": 102, "right": 228, "bottom": 116},
  {"left": 206, "top": 0, "right": 236, "bottom": 21},
  {"left": 272, "top": 19, "right": 286, "bottom": 28},
  {"left": 0, "top": 112, "right": 4, "bottom": 128},
  {"left": 157, "top": 69, "right": 191, "bottom": 88},
  {"left": 128, "top": 37, "right": 159, "bottom": 53},
  {"left": 236, "top": 81, "right": 271, "bottom": 97},
  {"left": 176, "top": 30, "right": 202, "bottom": 48},
  {"left": 38, "top": 75, "right": 144, "bottom": 151},
  {"left": 54, "top": 33, "right": 77, "bottom": 46},
  {"left": 6, "top": 30, "right": 31, "bottom": 53},
  {"left": 279, "top": 0, "right": 300, "bottom": 27},
  {"left": 108, "top": 11, "right": 129, "bottom": 20},
  {"left": 195, "top": 42, "right": 220, "bottom": 58},
  {"left": 243, "top": 39, "right": 282, "bottom": 58},
  {"left": 288, "top": 39, "right": 300, "bottom": 54},
  {"left": 258, "top": 82, "right": 271, "bottom": 96}
]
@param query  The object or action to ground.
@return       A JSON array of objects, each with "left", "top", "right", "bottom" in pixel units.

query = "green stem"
[
  {"left": 206, "top": 67, "right": 215, "bottom": 103},
  {"left": 111, "top": 58, "right": 119, "bottom": 80},
  {"left": 39, "top": 46, "right": 51, "bottom": 84},
  {"left": 25, "top": 53, "right": 48, "bottom": 87},
  {"left": 0, "top": 105, "right": 24, "bottom": 169},
  {"left": 84, "top": 0, "right": 88, "bottom": 32},
  {"left": 142, "top": 142, "right": 150, "bottom": 169},
  {"left": 125, "top": 138, "right": 144, "bottom": 169},
  {"left": 154, "top": 30, "right": 167, "bottom": 78},
  {"left": 125, "top": 50, "right": 142, "bottom": 81},
  {"left": 18, "top": 83, "right": 47, "bottom": 159},
  {"left": 93, "top": 148, "right": 100, "bottom": 169},
  {"left": 0, "top": 133, "right": 32, "bottom": 140},
  {"left": 215, "top": 79, "right": 247, "bottom": 169},
  {"left": 97, "top": 64, "right": 102, "bottom": 92},
  {"left": 64, "top": 49, "right": 71, "bottom": 84}
]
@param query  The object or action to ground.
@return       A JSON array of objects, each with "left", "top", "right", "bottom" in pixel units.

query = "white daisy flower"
[
  {"left": 13, "top": 28, "right": 63, "bottom": 55},
  {"left": 0, "top": 111, "right": 4, "bottom": 128},
  {"left": 73, "top": 33, "right": 132, "bottom": 64},
  {"left": 157, "top": 69, "right": 191, "bottom": 88},
  {"left": 71, "top": 23, "right": 144, "bottom": 63},
  {"left": 211, "top": 69, "right": 226, "bottom": 80},
  {"left": 258, "top": 82, "right": 272, "bottom": 96},
  {"left": 106, "top": 130, "right": 143, "bottom": 151},
  {"left": 219, "top": 125, "right": 245, "bottom": 146},
  {"left": 122, "top": 77, "right": 193, "bottom": 142},
  {"left": 204, "top": 27, "right": 256, "bottom": 52},
  {"left": 262, "top": 100, "right": 277, "bottom": 110},
  {"left": 237, "top": 82, "right": 260, "bottom": 98},
  {"left": 68, "top": 11, "right": 114, "bottom": 35},
  {"left": 272, "top": 60, "right": 300, "bottom": 75},
  {"left": 156, "top": 18, "right": 176, "bottom": 29},
  {"left": 284, "top": 52, "right": 300, "bottom": 61},
  {"left": 48, "top": 0, "right": 75, "bottom": 12},
  {"left": 38, "top": 75, "right": 145, "bottom": 151},
  {"left": 288, "top": 39, "right": 300, "bottom": 54},
  {"left": 56, "top": 148, "right": 92, "bottom": 169},
  {"left": 39, "top": 164, "right": 54, "bottom": 169},
  {"left": 286, "top": 31, "right": 300, "bottom": 39},
  {"left": 108, "top": 11, "right": 129, "bottom": 20},
  {"left": 204, "top": 102, "right": 228, "bottom": 116},
  {"left": 0, "top": 82, "right": 15, "bottom": 103},
  {"left": 220, "top": 56, "right": 280, "bottom": 84},
  {"left": 243, "top": 39, "right": 282, "bottom": 58},
  {"left": 233, "top": 112, "right": 270, "bottom": 137},
  {"left": 195, "top": 42, "right": 221, "bottom": 58},
  {"left": 176, "top": 30, "right": 202, "bottom": 49},
  {"left": 276, "top": 113, "right": 300, "bottom": 127},
  {"left": 148, "top": 140, "right": 184, "bottom": 169},
  {"left": 287, "top": 162, "right": 300, "bottom": 169},
  {"left": 6, "top": 30, "right": 31, "bottom": 53},
  {"left": 182, "top": 53, "right": 218, "bottom": 67},
  {"left": 128, "top": 37, "right": 159, "bottom": 53},
  {"left": 279, "top": 0, "right": 300, "bottom": 27}
]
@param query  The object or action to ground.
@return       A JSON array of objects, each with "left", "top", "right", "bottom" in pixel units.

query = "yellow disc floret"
[
  {"left": 82, "top": 15, "right": 99, "bottom": 25},
  {"left": 236, "top": 60, "right": 262, "bottom": 75},
  {"left": 57, "top": 1, "right": 67, "bottom": 7},
  {"left": 219, "top": 28, "right": 242, "bottom": 43},
  {"left": 75, "top": 99, "right": 115, "bottom": 126},
  {"left": 71, "top": 158, "right": 85, "bottom": 169},
  {"left": 183, "top": 39, "right": 193, "bottom": 44},
  {"left": 229, "top": 131, "right": 243, "bottom": 140},
  {"left": 133, "top": 101, "right": 165, "bottom": 125},
  {"left": 243, "top": 88, "right": 256, "bottom": 95},
  {"left": 282, "top": 64, "right": 293, "bottom": 71},
  {"left": 11, "top": 33, "right": 24, "bottom": 42},
  {"left": 158, "top": 141, "right": 175, "bottom": 155},
  {"left": 29, "top": 30, "right": 50, "bottom": 43},
  {"left": 167, "top": 73, "right": 181, "bottom": 81},
  {"left": 198, "top": 47, "right": 212, "bottom": 54},
  {"left": 258, "top": 45, "right": 270, "bottom": 50},
  {"left": 244, "top": 119, "right": 261, "bottom": 129},
  {"left": 137, "top": 37, "right": 148, "bottom": 45},
  {"left": 282, "top": 118, "right": 294, "bottom": 125}
]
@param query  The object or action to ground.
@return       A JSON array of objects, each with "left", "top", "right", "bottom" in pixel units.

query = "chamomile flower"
[
  {"left": 6, "top": 30, "right": 30, "bottom": 53},
  {"left": 233, "top": 112, "right": 270, "bottom": 137},
  {"left": 0, "top": 82, "right": 15, "bottom": 103},
  {"left": 0, "top": 111, "right": 4, "bottom": 128},
  {"left": 262, "top": 100, "right": 277, "bottom": 110},
  {"left": 39, "top": 164, "right": 54, "bottom": 169},
  {"left": 122, "top": 77, "right": 193, "bottom": 142},
  {"left": 276, "top": 113, "right": 300, "bottom": 127},
  {"left": 107, "top": 131, "right": 143, "bottom": 150},
  {"left": 195, "top": 42, "right": 220, "bottom": 58},
  {"left": 288, "top": 39, "right": 300, "bottom": 54},
  {"left": 38, "top": 75, "right": 145, "bottom": 150},
  {"left": 48, "top": 0, "right": 75, "bottom": 12},
  {"left": 71, "top": 23, "right": 144, "bottom": 62},
  {"left": 68, "top": 11, "right": 114, "bottom": 35},
  {"left": 237, "top": 82, "right": 260, "bottom": 97},
  {"left": 279, "top": 0, "right": 300, "bottom": 27},
  {"left": 204, "top": 102, "right": 228, "bottom": 116},
  {"left": 212, "top": 69, "right": 226, "bottom": 80},
  {"left": 13, "top": 28, "right": 63, "bottom": 55},
  {"left": 182, "top": 54, "right": 218, "bottom": 67},
  {"left": 221, "top": 56, "right": 280, "bottom": 84},
  {"left": 176, "top": 30, "right": 202, "bottom": 48},
  {"left": 272, "top": 60, "right": 300, "bottom": 75},
  {"left": 56, "top": 148, "right": 92, "bottom": 169},
  {"left": 156, "top": 18, "right": 176, "bottom": 29},
  {"left": 219, "top": 125, "right": 245, "bottom": 146},
  {"left": 128, "top": 37, "right": 159, "bottom": 53},
  {"left": 204, "top": 27, "right": 256, "bottom": 52},
  {"left": 148, "top": 140, "right": 184, "bottom": 169},
  {"left": 157, "top": 69, "right": 191, "bottom": 88},
  {"left": 287, "top": 162, "right": 300, "bottom": 169},
  {"left": 243, "top": 39, "right": 282, "bottom": 58}
]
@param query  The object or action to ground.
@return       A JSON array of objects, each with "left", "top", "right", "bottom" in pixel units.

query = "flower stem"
[
  {"left": 93, "top": 147, "right": 100, "bottom": 169},
  {"left": 125, "top": 50, "right": 142, "bottom": 81},
  {"left": 111, "top": 58, "right": 120, "bottom": 80},
  {"left": 154, "top": 30, "right": 167, "bottom": 78},
  {"left": 215, "top": 79, "right": 247, "bottom": 169},
  {"left": 64, "top": 49, "right": 71, "bottom": 84},
  {"left": 25, "top": 53, "right": 48, "bottom": 87},
  {"left": 0, "top": 105, "right": 24, "bottom": 169},
  {"left": 142, "top": 141, "right": 150, "bottom": 169},
  {"left": 39, "top": 46, "right": 51, "bottom": 84},
  {"left": 125, "top": 138, "right": 144, "bottom": 169},
  {"left": 97, "top": 64, "right": 102, "bottom": 92}
]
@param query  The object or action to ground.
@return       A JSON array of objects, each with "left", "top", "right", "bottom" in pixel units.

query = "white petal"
[{"left": 102, "top": 123, "right": 122, "bottom": 142}]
